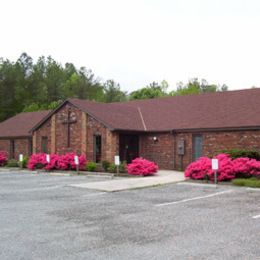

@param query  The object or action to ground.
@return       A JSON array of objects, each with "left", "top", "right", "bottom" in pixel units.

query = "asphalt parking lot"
[{"left": 0, "top": 171, "right": 259, "bottom": 260}]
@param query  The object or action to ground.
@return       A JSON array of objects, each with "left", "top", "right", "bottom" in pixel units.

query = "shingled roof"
[
  {"left": 0, "top": 110, "right": 50, "bottom": 138},
  {"left": 68, "top": 88, "right": 260, "bottom": 132},
  {"left": 29, "top": 88, "right": 260, "bottom": 133}
]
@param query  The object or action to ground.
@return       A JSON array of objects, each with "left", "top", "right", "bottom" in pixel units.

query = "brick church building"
[{"left": 1, "top": 88, "right": 260, "bottom": 170}]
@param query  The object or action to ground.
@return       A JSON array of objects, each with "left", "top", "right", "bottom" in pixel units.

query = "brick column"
[
  {"left": 32, "top": 132, "right": 37, "bottom": 153},
  {"left": 81, "top": 112, "right": 87, "bottom": 155},
  {"left": 51, "top": 114, "right": 56, "bottom": 153},
  {"left": 106, "top": 131, "right": 118, "bottom": 163}
]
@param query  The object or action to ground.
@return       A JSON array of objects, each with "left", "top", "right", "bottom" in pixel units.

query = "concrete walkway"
[{"left": 70, "top": 170, "right": 185, "bottom": 192}]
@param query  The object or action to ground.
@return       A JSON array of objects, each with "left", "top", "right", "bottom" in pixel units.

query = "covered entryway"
[{"left": 119, "top": 134, "right": 139, "bottom": 163}]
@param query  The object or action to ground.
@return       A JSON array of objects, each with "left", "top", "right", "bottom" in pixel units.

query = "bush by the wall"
[
  {"left": 0, "top": 151, "right": 8, "bottom": 166},
  {"left": 57, "top": 153, "right": 86, "bottom": 171},
  {"left": 127, "top": 158, "right": 158, "bottom": 176},
  {"left": 28, "top": 153, "right": 47, "bottom": 170},
  {"left": 28, "top": 153, "right": 87, "bottom": 171},
  {"left": 108, "top": 163, "right": 116, "bottom": 173},
  {"left": 220, "top": 149, "right": 260, "bottom": 160},
  {"left": 210, "top": 154, "right": 235, "bottom": 181},
  {"left": 119, "top": 161, "right": 127, "bottom": 173},
  {"left": 22, "top": 156, "right": 29, "bottom": 168},
  {"left": 45, "top": 154, "right": 60, "bottom": 171},
  {"left": 6, "top": 159, "right": 19, "bottom": 167},
  {"left": 86, "top": 162, "right": 97, "bottom": 172},
  {"left": 185, "top": 153, "right": 260, "bottom": 181},
  {"left": 102, "top": 160, "right": 110, "bottom": 171},
  {"left": 184, "top": 157, "right": 212, "bottom": 180}
]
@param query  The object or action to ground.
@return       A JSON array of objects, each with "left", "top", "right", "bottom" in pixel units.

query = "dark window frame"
[
  {"left": 192, "top": 134, "right": 203, "bottom": 161},
  {"left": 41, "top": 136, "right": 48, "bottom": 154},
  {"left": 94, "top": 135, "right": 102, "bottom": 163}
]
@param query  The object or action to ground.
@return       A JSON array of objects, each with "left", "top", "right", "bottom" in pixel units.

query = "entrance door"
[
  {"left": 192, "top": 134, "right": 203, "bottom": 161},
  {"left": 119, "top": 135, "right": 139, "bottom": 163}
]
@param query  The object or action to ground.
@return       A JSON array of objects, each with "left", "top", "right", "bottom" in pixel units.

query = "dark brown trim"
[
  {"left": 173, "top": 126, "right": 260, "bottom": 133},
  {"left": 114, "top": 129, "right": 173, "bottom": 134},
  {"left": 0, "top": 136, "right": 30, "bottom": 140}
]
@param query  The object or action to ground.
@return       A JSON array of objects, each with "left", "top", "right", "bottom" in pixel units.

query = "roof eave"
[{"left": 172, "top": 126, "right": 260, "bottom": 133}]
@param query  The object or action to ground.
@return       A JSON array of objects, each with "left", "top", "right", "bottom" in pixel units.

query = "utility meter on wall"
[{"left": 177, "top": 139, "right": 185, "bottom": 155}]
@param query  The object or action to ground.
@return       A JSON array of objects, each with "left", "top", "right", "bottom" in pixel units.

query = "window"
[
  {"left": 94, "top": 135, "right": 102, "bottom": 163},
  {"left": 41, "top": 136, "right": 48, "bottom": 153},
  {"left": 192, "top": 134, "right": 203, "bottom": 161}
]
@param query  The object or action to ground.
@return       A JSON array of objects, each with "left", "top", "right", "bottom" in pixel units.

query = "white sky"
[{"left": 0, "top": 0, "right": 260, "bottom": 92}]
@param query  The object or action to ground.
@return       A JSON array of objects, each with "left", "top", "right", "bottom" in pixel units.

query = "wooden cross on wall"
[{"left": 62, "top": 109, "right": 77, "bottom": 148}]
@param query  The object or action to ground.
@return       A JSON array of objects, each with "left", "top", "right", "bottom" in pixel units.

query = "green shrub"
[
  {"left": 102, "top": 160, "right": 110, "bottom": 171},
  {"left": 232, "top": 177, "right": 260, "bottom": 188},
  {"left": 6, "top": 159, "right": 19, "bottom": 167},
  {"left": 107, "top": 163, "right": 116, "bottom": 173},
  {"left": 86, "top": 162, "right": 97, "bottom": 172},
  {"left": 219, "top": 149, "right": 260, "bottom": 160},
  {"left": 22, "top": 156, "right": 29, "bottom": 168},
  {"left": 119, "top": 161, "right": 127, "bottom": 173}
]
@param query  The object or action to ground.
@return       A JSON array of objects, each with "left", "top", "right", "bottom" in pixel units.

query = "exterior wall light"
[{"left": 153, "top": 136, "right": 158, "bottom": 142}]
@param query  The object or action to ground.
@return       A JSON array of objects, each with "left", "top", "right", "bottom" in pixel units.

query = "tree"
[
  {"left": 0, "top": 53, "right": 131, "bottom": 121},
  {"left": 103, "top": 80, "right": 127, "bottom": 103},
  {"left": 129, "top": 80, "right": 169, "bottom": 100},
  {"left": 170, "top": 78, "right": 228, "bottom": 96}
]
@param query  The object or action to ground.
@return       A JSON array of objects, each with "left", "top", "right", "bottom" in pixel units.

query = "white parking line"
[
  {"left": 252, "top": 214, "right": 260, "bottom": 219},
  {"left": 155, "top": 190, "right": 233, "bottom": 207},
  {"left": 81, "top": 192, "right": 107, "bottom": 197}
]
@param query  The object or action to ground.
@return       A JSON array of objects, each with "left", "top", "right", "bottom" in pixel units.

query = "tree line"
[{"left": 0, "top": 53, "right": 228, "bottom": 122}]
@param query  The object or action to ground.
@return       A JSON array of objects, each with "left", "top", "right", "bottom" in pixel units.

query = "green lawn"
[{"left": 232, "top": 177, "right": 260, "bottom": 188}]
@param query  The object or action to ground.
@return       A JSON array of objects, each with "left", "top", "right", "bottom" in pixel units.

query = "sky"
[{"left": 0, "top": 0, "right": 260, "bottom": 92}]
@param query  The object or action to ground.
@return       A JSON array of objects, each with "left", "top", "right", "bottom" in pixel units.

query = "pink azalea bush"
[
  {"left": 184, "top": 157, "right": 212, "bottom": 180},
  {"left": 208, "top": 154, "right": 235, "bottom": 181},
  {"left": 232, "top": 157, "right": 252, "bottom": 178},
  {"left": 127, "top": 157, "right": 158, "bottom": 176},
  {"left": 28, "top": 153, "right": 87, "bottom": 171},
  {"left": 45, "top": 154, "right": 60, "bottom": 171},
  {"left": 28, "top": 153, "right": 47, "bottom": 170},
  {"left": 245, "top": 159, "right": 260, "bottom": 178},
  {"left": 0, "top": 151, "right": 8, "bottom": 166},
  {"left": 57, "top": 153, "right": 86, "bottom": 170},
  {"left": 185, "top": 153, "right": 260, "bottom": 181}
]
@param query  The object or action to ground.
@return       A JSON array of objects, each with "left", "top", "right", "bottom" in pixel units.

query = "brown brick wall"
[
  {"left": 139, "top": 133, "right": 174, "bottom": 170},
  {"left": 86, "top": 115, "right": 119, "bottom": 163},
  {"left": 139, "top": 130, "right": 260, "bottom": 171},
  {"left": 14, "top": 139, "right": 31, "bottom": 159},
  {"left": 174, "top": 133, "right": 193, "bottom": 171},
  {"left": 174, "top": 130, "right": 260, "bottom": 170},
  {"left": 0, "top": 139, "right": 10, "bottom": 157},
  {"left": 0, "top": 138, "right": 31, "bottom": 159},
  {"left": 203, "top": 130, "right": 260, "bottom": 156},
  {"left": 55, "top": 104, "right": 82, "bottom": 154},
  {"left": 34, "top": 118, "right": 52, "bottom": 154}
]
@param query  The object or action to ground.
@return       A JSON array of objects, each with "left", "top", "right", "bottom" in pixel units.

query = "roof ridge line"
[{"left": 137, "top": 107, "right": 147, "bottom": 131}]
